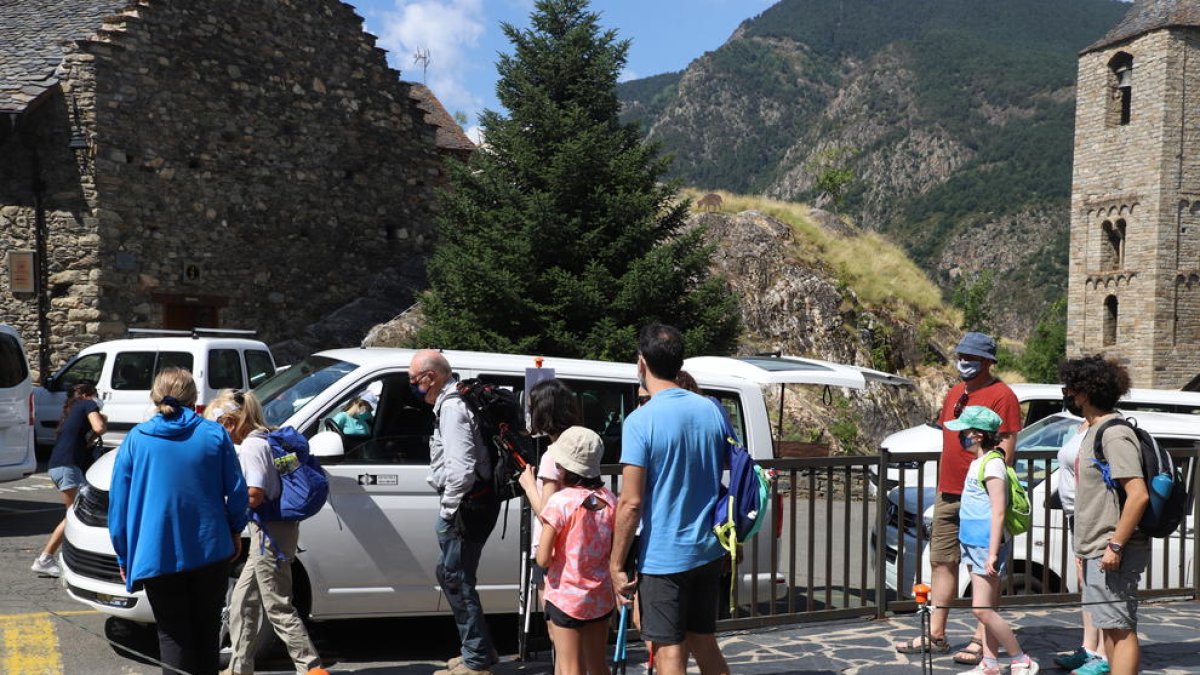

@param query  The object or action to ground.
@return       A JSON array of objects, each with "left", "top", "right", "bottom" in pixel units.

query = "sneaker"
[
  {"left": 1011, "top": 659, "right": 1041, "bottom": 675},
  {"left": 31, "top": 554, "right": 61, "bottom": 578},
  {"left": 1072, "top": 657, "right": 1111, "bottom": 675},
  {"left": 1054, "top": 647, "right": 1090, "bottom": 671},
  {"left": 960, "top": 664, "right": 1001, "bottom": 675}
]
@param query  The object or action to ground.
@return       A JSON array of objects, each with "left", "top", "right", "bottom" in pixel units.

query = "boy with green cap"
[{"left": 947, "top": 405, "right": 1039, "bottom": 675}]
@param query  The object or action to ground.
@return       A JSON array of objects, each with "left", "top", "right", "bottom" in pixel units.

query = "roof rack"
[{"left": 126, "top": 327, "right": 258, "bottom": 339}]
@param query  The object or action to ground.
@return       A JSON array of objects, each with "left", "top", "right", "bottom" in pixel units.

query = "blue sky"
[{"left": 346, "top": 0, "right": 775, "bottom": 141}]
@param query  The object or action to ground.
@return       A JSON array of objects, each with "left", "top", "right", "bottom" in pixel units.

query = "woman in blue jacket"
[{"left": 108, "top": 367, "right": 248, "bottom": 675}]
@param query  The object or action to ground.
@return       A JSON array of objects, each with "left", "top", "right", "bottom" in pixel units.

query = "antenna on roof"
[{"left": 413, "top": 48, "right": 431, "bottom": 83}]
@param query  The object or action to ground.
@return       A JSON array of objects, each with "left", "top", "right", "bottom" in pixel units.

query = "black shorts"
[
  {"left": 544, "top": 600, "right": 611, "bottom": 629},
  {"left": 638, "top": 557, "right": 724, "bottom": 644}
]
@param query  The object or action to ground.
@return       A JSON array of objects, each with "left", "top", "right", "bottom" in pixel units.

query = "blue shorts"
[
  {"left": 961, "top": 541, "right": 1010, "bottom": 577},
  {"left": 49, "top": 465, "right": 86, "bottom": 492}
]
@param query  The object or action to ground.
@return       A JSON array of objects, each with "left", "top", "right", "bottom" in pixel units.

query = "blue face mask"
[
  {"left": 354, "top": 411, "right": 373, "bottom": 423},
  {"left": 957, "top": 359, "right": 982, "bottom": 381},
  {"left": 410, "top": 383, "right": 425, "bottom": 400},
  {"left": 958, "top": 431, "right": 976, "bottom": 451}
]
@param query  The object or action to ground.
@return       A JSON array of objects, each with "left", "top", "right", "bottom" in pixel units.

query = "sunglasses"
[{"left": 953, "top": 390, "right": 970, "bottom": 418}]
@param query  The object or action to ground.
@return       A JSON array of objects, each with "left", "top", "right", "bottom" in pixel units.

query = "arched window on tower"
[
  {"left": 1108, "top": 52, "right": 1133, "bottom": 126},
  {"left": 1104, "top": 295, "right": 1119, "bottom": 346},
  {"left": 1100, "top": 220, "right": 1125, "bottom": 269}
]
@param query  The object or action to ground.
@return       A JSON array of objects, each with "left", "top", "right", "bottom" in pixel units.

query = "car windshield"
[
  {"left": 255, "top": 355, "right": 357, "bottom": 428},
  {"left": 1012, "top": 413, "right": 1080, "bottom": 485}
]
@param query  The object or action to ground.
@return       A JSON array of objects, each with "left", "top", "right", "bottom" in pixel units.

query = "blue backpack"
[
  {"left": 711, "top": 423, "right": 772, "bottom": 553},
  {"left": 252, "top": 427, "right": 329, "bottom": 523}
]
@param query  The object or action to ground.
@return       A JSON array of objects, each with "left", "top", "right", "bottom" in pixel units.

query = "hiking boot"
[
  {"left": 445, "top": 650, "right": 499, "bottom": 670},
  {"left": 31, "top": 554, "right": 61, "bottom": 578},
  {"left": 1072, "top": 657, "right": 1111, "bottom": 675},
  {"left": 433, "top": 663, "right": 491, "bottom": 675},
  {"left": 1054, "top": 647, "right": 1090, "bottom": 671}
]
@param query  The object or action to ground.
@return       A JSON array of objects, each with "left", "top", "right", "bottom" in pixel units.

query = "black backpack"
[
  {"left": 455, "top": 378, "right": 537, "bottom": 502},
  {"left": 1094, "top": 417, "right": 1187, "bottom": 538}
]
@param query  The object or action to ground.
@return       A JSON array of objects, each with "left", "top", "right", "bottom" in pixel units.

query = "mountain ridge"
[{"left": 618, "top": 0, "right": 1132, "bottom": 336}]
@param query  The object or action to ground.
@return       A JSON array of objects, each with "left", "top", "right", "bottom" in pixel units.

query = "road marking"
[
  {"left": 1, "top": 613, "right": 63, "bottom": 674},
  {"left": 0, "top": 610, "right": 98, "bottom": 621}
]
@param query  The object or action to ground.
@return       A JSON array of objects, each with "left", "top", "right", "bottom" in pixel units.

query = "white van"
[
  {"left": 34, "top": 330, "right": 275, "bottom": 448},
  {"left": 60, "top": 349, "right": 872, "bottom": 635},
  {"left": 0, "top": 325, "right": 36, "bottom": 483}
]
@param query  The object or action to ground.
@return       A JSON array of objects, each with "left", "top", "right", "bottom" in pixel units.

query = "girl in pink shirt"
[{"left": 536, "top": 426, "right": 616, "bottom": 675}]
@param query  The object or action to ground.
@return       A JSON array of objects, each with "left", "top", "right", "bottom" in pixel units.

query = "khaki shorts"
[
  {"left": 1082, "top": 546, "right": 1149, "bottom": 630},
  {"left": 929, "top": 493, "right": 962, "bottom": 565}
]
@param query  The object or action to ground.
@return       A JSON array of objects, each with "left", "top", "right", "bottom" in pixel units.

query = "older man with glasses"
[
  {"left": 410, "top": 349, "right": 502, "bottom": 675},
  {"left": 894, "top": 331, "right": 1020, "bottom": 665}
]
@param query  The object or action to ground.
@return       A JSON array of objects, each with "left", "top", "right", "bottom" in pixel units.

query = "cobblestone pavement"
[{"left": 475, "top": 600, "right": 1200, "bottom": 675}]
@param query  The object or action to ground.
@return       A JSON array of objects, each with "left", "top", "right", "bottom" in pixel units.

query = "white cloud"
[
  {"left": 375, "top": 0, "right": 487, "bottom": 114},
  {"left": 618, "top": 67, "right": 639, "bottom": 83}
]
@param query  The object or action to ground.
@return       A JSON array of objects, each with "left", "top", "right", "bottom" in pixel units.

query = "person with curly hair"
[{"left": 1060, "top": 355, "right": 1147, "bottom": 675}]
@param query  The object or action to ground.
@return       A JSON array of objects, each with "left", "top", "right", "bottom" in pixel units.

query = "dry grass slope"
[{"left": 683, "top": 189, "right": 958, "bottom": 326}]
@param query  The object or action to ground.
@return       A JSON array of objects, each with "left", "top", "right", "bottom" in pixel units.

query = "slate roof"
[
  {"left": 1084, "top": 0, "right": 1200, "bottom": 53},
  {"left": 0, "top": 0, "right": 130, "bottom": 113},
  {"left": 409, "top": 83, "right": 476, "bottom": 154}
]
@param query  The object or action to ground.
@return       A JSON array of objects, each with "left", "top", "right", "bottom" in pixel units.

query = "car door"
[
  {"left": 300, "top": 372, "right": 446, "bottom": 617},
  {"left": 103, "top": 350, "right": 194, "bottom": 445},
  {"left": 34, "top": 352, "right": 107, "bottom": 446},
  {"left": 0, "top": 332, "right": 31, "bottom": 468}
]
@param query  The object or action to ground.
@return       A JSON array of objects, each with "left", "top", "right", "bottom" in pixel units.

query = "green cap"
[{"left": 944, "top": 405, "right": 1002, "bottom": 432}]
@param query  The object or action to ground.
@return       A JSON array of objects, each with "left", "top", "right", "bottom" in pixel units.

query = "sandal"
[
  {"left": 894, "top": 635, "right": 950, "bottom": 654},
  {"left": 953, "top": 637, "right": 984, "bottom": 665}
]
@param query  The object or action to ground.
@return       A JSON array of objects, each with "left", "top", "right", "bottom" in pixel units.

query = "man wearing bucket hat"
[{"left": 895, "top": 331, "right": 1020, "bottom": 664}]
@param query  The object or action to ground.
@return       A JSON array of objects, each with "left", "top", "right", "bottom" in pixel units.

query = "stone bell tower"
[{"left": 1065, "top": 0, "right": 1200, "bottom": 388}]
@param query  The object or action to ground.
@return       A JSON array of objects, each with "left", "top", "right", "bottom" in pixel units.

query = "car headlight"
[{"left": 74, "top": 485, "right": 109, "bottom": 528}]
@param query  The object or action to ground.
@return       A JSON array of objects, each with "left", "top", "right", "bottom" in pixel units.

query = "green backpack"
[{"left": 977, "top": 450, "right": 1032, "bottom": 536}]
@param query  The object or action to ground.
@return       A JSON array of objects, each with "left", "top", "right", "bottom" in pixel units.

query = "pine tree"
[{"left": 414, "top": 0, "right": 740, "bottom": 361}]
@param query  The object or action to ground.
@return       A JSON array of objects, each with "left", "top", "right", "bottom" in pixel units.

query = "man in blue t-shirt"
[{"left": 610, "top": 324, "right": 730, "bottom": 675}]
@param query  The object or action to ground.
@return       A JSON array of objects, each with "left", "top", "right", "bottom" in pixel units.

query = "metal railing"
[{"left": 593, "top": 445, "right": 1200, "bottom": 630}]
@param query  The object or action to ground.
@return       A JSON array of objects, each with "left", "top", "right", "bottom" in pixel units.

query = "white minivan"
[
  {"left": 60, "top": 349, "right": 874, "bottom": 634},
  {"left": 34, "top": 330, "right": 275, "bottom": 448},
  {"left": 0, "top": 325, "right": 36, "bottom": 483}
]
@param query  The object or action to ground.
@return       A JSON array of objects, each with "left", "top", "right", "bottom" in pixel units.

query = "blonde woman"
[
  {"left": 205, "top": 389, "right": 325, "bottom": 675},
  {"left": 108, "top": 368, "right": 248, "bottom": 675}
]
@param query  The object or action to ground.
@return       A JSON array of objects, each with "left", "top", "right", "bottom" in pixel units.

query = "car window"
[
  {"left": 321, "top": 375, "right": 434, "bottom": 465},
  {"left": 56, "top": 353, "right": 106, "bottom": 390},
  {"left": 705, "top": 389, "right": 747, "bottom": 447},
  {"left": 0, "top": 334, "right": 28, "bottom": 388},
  {"left": 1015, "top": 414, "right": 1079, "bottom": 451},
  {"left": 208, "top": 349, "right": 243, "bottom": 390},
  {"left": 245, "top": 350, "right": 274, "bottom": 388},
  {"left": 256, "top": 355, "right": 357, "bottom": 428},
  {"left": 476, "top": 374, "right": 638, "bottom": 466},
  {"left": 112, "top": 352, "right": 156, "bottom": 390},
  {"left": 157, "top": 351, "right": 193, "bottom": 374}
]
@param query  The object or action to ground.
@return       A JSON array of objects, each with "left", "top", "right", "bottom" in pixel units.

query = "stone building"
[
  {"left": 1065, "top": 0, "right": 1200, "bottom": 389},
  {"left": 1, "top": 0, "right": 463, "bottom": 379}
]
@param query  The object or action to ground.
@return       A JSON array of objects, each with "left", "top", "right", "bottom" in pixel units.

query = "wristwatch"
[{"left": 1107, "top": 541, "right": 1124, "bottom": 554}]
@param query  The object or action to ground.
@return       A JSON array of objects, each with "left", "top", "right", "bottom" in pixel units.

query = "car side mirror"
[
  {"left": 309, "top": 430, "right": 344, "bottom": 458},
  {"left": 43, "top": 375, "right": 57, "bottom": 391}
]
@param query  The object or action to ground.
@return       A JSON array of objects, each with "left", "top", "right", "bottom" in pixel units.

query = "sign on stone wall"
[
  {"left": 7, "top": 251, "right": 35, "bottom": 294},
  {"left": 181, "top": 260, "right": 202, "bottom": 285}
]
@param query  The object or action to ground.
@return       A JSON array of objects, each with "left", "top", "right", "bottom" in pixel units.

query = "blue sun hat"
[{"left": 944, "top": 405, "right": 1002, "bottom": 433}]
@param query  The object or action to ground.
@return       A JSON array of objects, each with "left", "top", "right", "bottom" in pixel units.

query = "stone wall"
[
  {"left": 1067, "top": 28, "right": 1200, "bottom": 388},
  {"left": 2, "top": 0, "right": 442, "bottom": 377}
]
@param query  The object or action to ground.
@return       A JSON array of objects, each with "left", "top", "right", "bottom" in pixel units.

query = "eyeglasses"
[
  {"left": 953, "top": 391, "right": 970, "bottom": 418},
  {"left": 637, "top": 395, "right": 651, "bottom": 406}
]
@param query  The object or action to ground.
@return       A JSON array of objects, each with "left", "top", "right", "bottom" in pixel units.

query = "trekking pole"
[
  {"left": 613, "top": 602, "right": 628, "bottom": 674},
  {"left": 913, "top": 583, "right": 933, "bottom": 675}
]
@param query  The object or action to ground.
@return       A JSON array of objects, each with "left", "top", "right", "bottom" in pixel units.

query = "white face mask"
[{"left": 956, "top": 359, "right": 983, "bottom": 381}]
